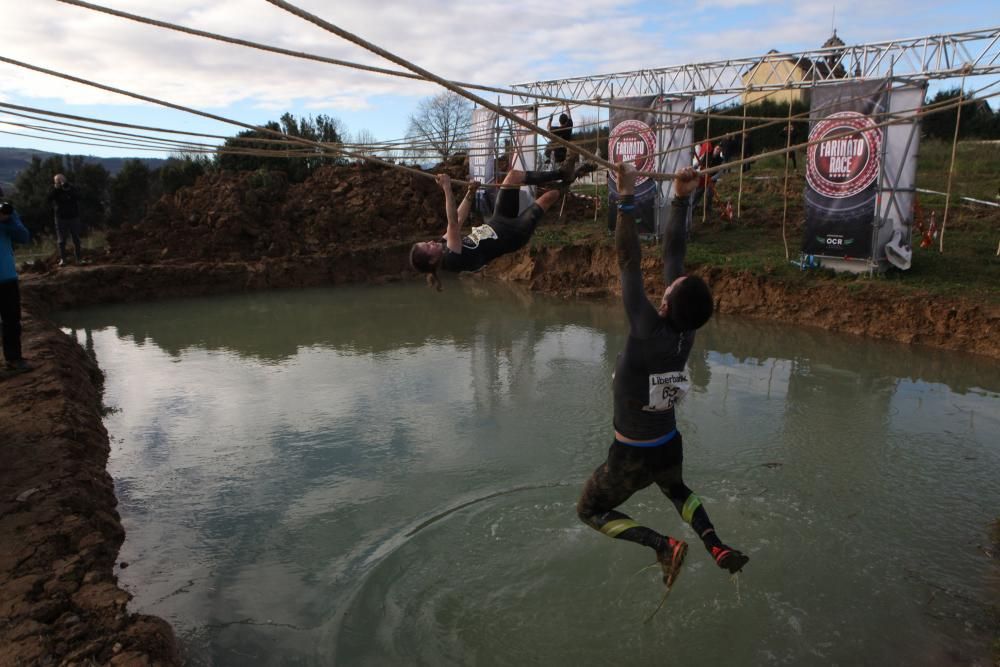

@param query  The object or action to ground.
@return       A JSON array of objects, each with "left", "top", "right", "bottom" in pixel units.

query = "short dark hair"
[
  {"left": 559, "top": 113, "right": 570, "bottom": 125},
  {"left": 666, "top": 275, "right": 713, "bottom": 331},
  {"left": 0, "top": 201, "right": 12, "bottom": 215}
]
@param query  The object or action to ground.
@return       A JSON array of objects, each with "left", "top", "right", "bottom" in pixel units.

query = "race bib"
[
  {"left": 463, "top": 224, "right": 498, "bottom": 249},
  {"left": 644, "top": 370, "right": 690, "bottom": 412}
]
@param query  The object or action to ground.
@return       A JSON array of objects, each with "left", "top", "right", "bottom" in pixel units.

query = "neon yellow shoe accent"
[
  {"left": 681, "top": 495, "right": 702, "bottom": 524},
  {"left": 601, "top": 518, "right": 640, "bottom": 537}
]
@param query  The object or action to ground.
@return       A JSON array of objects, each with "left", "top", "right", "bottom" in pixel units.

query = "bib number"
[
  {"left": 463, "top": 224, "right": 498, "bottom": 249},
  {"left": 645, "top": 371, "right": 689, "bottom": 412}
]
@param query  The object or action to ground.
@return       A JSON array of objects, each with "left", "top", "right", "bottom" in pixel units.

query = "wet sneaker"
[
  {"left": 710, "top": 545, "right": 749, "bottom": 574},
  {"left": 656, "top": 537, "right": 688, "bottom": 588}
]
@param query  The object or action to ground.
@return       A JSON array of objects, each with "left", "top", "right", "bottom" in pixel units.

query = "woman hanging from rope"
[{"left": 409, "top": 159, "right": 594, "bottom": 289}]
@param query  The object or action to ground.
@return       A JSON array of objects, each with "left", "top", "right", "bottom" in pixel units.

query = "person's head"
[
  {"left": 658, "top": 275, "right": 713, "bottom": 331},
  {"left": 0, "top": 201, "right": 12, "bottom": 222},
  {"left": 54, "top": 173, "right": 67, "bottom": 188},
  {"left": 409, "top": 240, "right": 445, "bottom": 291},
  {"left": 559, "top": 113, "right": 570, "bottom": 126}
]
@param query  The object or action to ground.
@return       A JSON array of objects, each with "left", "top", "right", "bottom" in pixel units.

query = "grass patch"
[
  {"left": 547, "top": 140, "right": 1000, "bottom": 303},
  {"left": 16, "top": 229, "right": 106, "bottom": 263}
]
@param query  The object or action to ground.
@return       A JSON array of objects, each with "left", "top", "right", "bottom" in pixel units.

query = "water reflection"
[{"left": 56, "top": 282, "right": 1000, "bottom": 666}]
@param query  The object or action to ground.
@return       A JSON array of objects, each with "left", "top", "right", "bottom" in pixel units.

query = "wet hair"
[
  {"left": 409, "top": 242, "right": 443, "bottom": 291},
  {"left": 666, "top": 275, "right": 713, "bottom": 331}
]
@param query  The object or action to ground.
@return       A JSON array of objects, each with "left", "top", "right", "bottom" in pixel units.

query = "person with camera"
[
  {"left": 0, "top": 201, "right": 31, "bottom": 373},
  {"left": 48, "top": 173, "right": 84, "bottom": 267}
]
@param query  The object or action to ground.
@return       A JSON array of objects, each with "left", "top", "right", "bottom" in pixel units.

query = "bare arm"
[
  {"left": 438, "top": 174, "right": 463, "bottom": 253},
  {"left": 456, "top": 181, "right": 479, "bottom": 227}
]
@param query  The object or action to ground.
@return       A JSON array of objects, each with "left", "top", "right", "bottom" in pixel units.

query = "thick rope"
[
  {"left": 263, "top": 0, "right": 610, "bottom": 171},
  {"left": 0, "top": 54, "right": 464, "bottom": 184},
  {"left": 940, "top": 69, "right": 970, "bottom": 253},
  {"left": 780, "top": 100, "right": 793, "bottom": 260},
  {"left": 57, "top": 0, "right": 780, "bottom": 122}
]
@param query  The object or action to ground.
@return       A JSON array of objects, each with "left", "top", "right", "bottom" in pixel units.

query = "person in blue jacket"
[{"left": 0, "top": 201, "right": 31, "bottom": 373}]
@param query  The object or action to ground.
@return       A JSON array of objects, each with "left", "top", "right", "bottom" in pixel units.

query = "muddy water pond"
[{"left": 57, "top": 282, "right": 1000, "bottom": 666}]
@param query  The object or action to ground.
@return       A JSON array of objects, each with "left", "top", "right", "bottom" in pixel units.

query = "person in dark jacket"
[
  {"left": 48, "top": 173, "right": 83, "bottom": 266},
  {"left": 544, "top": 106, "right": 574, "bottom": 166},
  {"left": 0, "top": 201, "right": 31, "bottom": 373},
  {"left": 576, "top": 162, "right": 748, "bottom": 590}
]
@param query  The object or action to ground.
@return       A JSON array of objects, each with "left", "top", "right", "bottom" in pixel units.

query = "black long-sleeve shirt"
[
  {"left": 612, "top": 196, "right": 694, "bottom": 440},
  {"left": 49, "top": 185, "right": 80, "bottom": 221}
]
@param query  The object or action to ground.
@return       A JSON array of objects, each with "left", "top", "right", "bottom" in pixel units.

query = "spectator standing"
[
  {"left": 0, "top": 201, "right": 31, "bottom": 373},
  {"left": 49, "top": 174, "right": 83, "bottom": 266}
]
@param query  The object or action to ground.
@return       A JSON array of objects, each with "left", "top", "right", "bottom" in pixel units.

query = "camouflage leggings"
[{"left": 576, "top": 435, "right": 708, "bottom": 552}]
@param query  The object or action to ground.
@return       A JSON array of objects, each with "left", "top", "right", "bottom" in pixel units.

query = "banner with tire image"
[
  {"left": 607, "top": 95, "right": 693, "bottom": 235},
  {"left": 802, "top": 80, "right": 889, "bottom": 259}
]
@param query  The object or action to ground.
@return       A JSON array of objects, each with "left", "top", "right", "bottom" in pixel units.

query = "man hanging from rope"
[
  {"left": 576, "top": 162, "right": 749, "bottom": 590},
  {"left": 409, "top": 158, "right": 594, "bottom": 289},
  {"left": 543, "top": 105, "right": 573, "bottom": 166}
]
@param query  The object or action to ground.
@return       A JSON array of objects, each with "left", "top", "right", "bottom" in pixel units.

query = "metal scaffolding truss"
[{"left": 510, "top": 26, "right": 1000, "bottom": 103}]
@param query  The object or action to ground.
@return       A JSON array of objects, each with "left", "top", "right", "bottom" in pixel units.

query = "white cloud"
[{"left": 0, "top": 0, "right": 989, "bottom": 148}]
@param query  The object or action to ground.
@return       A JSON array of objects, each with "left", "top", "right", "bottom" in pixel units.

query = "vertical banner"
[
  {"left": 469, "top": 106, "right": 538, "bottom": 216},
  {"left": 508, "top": 107, "right": 538, "bottom": 213},
  {"left": 608, "top": 95, "right": 660, "bottom": 234},
  {"left": 802, "top": 81, "right": 888, "bottom": 258},
  {"left": 874, "top": 82, "right": 925, "bottom": 270},
  {"left": 655, "top": 97, "right": 695, "bottom": 236},
  {"left": 469, "top": 107, "right": 496, "bottom": 186},
  {"left": 608, "top": 96, "right": 692, "bottom": 234}
]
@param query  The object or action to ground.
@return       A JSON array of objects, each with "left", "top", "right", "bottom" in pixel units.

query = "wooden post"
[
  {"left": 736, "top": 93, "right": 748, "bottom": 220},
  {"left": 780, "top": 98, "right": 793, "bottom": 260},
  {"left": 940, "top": 72, "right": 967, "bottom": 253},
  {"left": 701, "top": 93, "right": 712, "bottom": 225}
]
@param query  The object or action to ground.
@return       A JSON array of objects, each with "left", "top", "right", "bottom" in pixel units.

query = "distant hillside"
[{"left": 0, "top": 147, "right": 168, "bottom": 192}]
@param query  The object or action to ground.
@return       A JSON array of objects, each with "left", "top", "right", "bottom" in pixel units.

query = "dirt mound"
[
  {"left": 104, "top": 161, "right": 465, "bottom": 264},
  {"left": 99, "top": 158, "right": 599, "bottom": 265}
]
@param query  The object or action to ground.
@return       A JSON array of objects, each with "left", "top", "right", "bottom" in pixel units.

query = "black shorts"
[
  {"left": 491, "top": 187, "right": 544, "bottom": 246},
  {"left": 578, "top": 435, "right": 685, "bottom": 517}
]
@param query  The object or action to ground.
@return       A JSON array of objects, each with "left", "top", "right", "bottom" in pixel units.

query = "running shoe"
[
  {"left": 710, "top": 545, "right": 749, "bottom": 574},
  {"left": 657, "top": 537, "right": 688, "bottom": 588}
]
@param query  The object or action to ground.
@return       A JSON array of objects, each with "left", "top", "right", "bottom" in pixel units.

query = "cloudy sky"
[{"left": 0, "top": 0, "right": 995, "bottom": 158}]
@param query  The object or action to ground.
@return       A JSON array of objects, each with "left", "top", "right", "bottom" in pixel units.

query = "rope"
[
  {"left": 940, "top": 68, "right": 970, "bottom": 253},
  {"left": 0, "top": 53, "right": 460, "bottom": 184},
  {"left": 780, "top": 99, "right": 793, "bottom": 260},
  {"left": 263, "top": 0, "right": 611, "bottom": 171}
]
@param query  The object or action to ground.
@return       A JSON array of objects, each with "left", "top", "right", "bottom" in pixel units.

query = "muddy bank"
[
  {"left": 0, "top": 307, "right": 178, "bottom": 666},
  {"left": 2, "top": 237, "right": 997, "bottom": 666},
  {"left": 487, "top": 244, "right": 1000, "bottom": 360}
]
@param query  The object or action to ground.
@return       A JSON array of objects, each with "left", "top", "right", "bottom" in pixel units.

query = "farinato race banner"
[
  {"left": 802, "top": 81, "right": 888, "bottom": 258},
  {"left": 608, "top": 96, "right": 693, "bottom": 234},
  {"left": 608, "top": 95, "right": 660, "bottom": 233}
]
